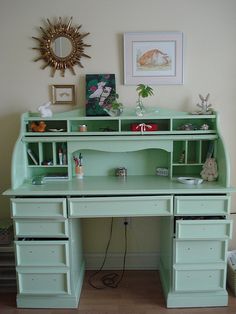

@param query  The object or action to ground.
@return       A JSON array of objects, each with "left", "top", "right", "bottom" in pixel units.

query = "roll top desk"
[{"left": 3, "top": 108, "right": 234, "bottom": 308}]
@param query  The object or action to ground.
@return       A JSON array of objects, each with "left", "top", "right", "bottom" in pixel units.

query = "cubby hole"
[
  {"left": 26, "top": 120, "right": 68, "bottom": 133},
  {"left": 27, "top": 143, "right": 39, "bottom": 166},
  {"left": 71, "top": 148, "right": 170, "bottom": 177},
  {"left": 173, "top": 141, "right": 186, "bottom": 164},
  {"left": 187, "top": 141, "right": 201, "bottom": 164},
  {"left": 172, "top": 140, "right": 215, "bottom": 177},
  {"left": 172, "top": 165, "right": 203, "bottom": 177},
  {"left": 173, "top": 140, "right": 214, "bottom": 166},
  {"left": 27, "top": 167, "right": 68, "bottom": 181},
  {"left": 121, "top": 119, "right": 170, "bottom": 132},
  {"left": 41, "top": 143, "right": 53, "bottom": 165},
  {"left": 172, "top": 118, "right": 216, "bottom": 131},
  {"left": 56, "top": 143, "right": 67, "bottom": 165},
  {"left": 70, "top": 120, "right": 119, "bottom": 132}
]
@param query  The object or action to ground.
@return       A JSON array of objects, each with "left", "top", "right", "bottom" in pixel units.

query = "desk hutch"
[{"left": 3, "top": 107, "right": 234, "bottom": 308}]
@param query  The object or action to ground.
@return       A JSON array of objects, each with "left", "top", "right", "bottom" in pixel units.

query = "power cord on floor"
[{"left": 88, "top": 218, "right": 128, "bottom": 289}]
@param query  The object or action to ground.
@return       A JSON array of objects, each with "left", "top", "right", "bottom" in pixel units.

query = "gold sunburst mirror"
[{"left": 32, "top": 17, "right": 91, "bottom": 77}]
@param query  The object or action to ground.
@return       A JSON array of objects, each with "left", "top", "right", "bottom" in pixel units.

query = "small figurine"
[
  {"left": 29, "top": 121, "right": 46, "bottom": 132},
  {"left": 200, "top": 123, "right": 209, "bottom": 130},
  {"left": 179, "top": 123, "right": 197, "bottom": 131},
  {"left": 200, "top": 157, "right": 218, "bottom": 181},
  {"left": 194, "top": 93, "right": 213, "bottom": 115},
  {"left": 38, "top": 101, "right": 53, "bottom": 118}
]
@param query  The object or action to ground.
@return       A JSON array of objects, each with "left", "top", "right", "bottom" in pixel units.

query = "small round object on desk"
[
  {"left": 115, "top": 167, "right": 127, "bottom": 177},
  {"left": 79, "top": 124, "right": 87, "bottom": 132},
  {"left": 177, "top": 177, "right": 203, "bottom": 185}
]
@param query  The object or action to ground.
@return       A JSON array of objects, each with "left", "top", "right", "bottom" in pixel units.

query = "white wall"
[{"left": 1, "top": 0, "right": 236, "bottom": 251}]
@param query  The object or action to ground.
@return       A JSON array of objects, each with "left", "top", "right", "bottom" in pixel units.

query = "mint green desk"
[{"left": 3, "top": 108, "right": 234, "bottom": 308}]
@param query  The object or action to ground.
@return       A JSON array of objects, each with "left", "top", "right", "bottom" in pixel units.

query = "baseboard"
[{"left": 84, "top": 252, "right": 160, "bottom": 270}]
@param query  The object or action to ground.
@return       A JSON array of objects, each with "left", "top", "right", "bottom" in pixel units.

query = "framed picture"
[
  {"left": 85, "top": 74, "right": 116, "bottom": 116},
  {"left": 124, "top": 32, "right": 183, "bottom": 85},
  {"left": 51, "top": 84, "right": 76, "bottom": 105}
]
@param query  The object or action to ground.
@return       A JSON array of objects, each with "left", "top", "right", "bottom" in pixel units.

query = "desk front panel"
[{"left": 68, "top": 195, "right": 173, "bottom": 217}]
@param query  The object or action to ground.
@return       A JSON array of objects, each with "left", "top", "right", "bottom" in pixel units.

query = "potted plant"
[
  {"left": 107, "top": 92, "right": 124, "bottom": 116},
  {"left": 136, "top": 84, "right": 154, "bottom": 116}
]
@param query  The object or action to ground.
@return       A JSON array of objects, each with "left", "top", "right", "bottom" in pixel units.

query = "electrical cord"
[{"left": 88, "top": 218, "right": 128, "bottom": 289}]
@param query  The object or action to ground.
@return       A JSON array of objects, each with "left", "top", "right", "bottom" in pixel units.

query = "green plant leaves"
[{"left": 136, "top": 84, "right": 154, "bottom": 98}]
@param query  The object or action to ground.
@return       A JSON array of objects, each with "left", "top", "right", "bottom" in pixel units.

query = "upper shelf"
[{"left": 22, "top": 108, "right": 217, "bottom": 137}]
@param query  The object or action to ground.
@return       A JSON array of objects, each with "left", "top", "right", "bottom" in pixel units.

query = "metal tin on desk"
[{"left": 115, "top": 167, "right": 127, "bottom": 177}]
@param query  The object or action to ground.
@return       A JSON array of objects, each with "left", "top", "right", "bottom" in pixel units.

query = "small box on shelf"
[{"left": 130, "top": 123, "right": 158, "bottom": 132}]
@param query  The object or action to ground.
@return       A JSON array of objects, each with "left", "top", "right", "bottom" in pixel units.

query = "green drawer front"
[
  {"left": 174, "top": 195, "right": 230, "bottom": 215},
  {"left": 14, "top": 220, "right": 69, "bottom": 238},
  {"left": 174, "top": 240, "right": 227, "bottom": 264},
  {"left": 176, "top": 220, "right": 232, "bottom": 239},
  {"left": 68, "top": 196, "right": 173, "bottom": 217},
  {"left": 173, "top": 267, "right": 225, "bottom": 292},
  {"left": 17, "top": 270, "right": 70, "bottom": 295},
  {"left": 11, "top": 198, "right": 67, "bottom": 218},
  {"left": 15, "top": 241, "right": 69, "bottom": 267}
]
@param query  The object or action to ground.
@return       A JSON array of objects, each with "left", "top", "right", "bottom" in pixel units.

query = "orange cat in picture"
[{"left": 138, "top": 49, "right": 170, "bottom": 67}]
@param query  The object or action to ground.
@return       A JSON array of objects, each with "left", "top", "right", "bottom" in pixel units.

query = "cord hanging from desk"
[{"left": 88, "top": 218, "right": 128, "bottom": 289}]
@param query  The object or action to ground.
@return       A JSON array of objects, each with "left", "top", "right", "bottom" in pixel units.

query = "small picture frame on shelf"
[{"left": 51, "top": 84, "right": 76, "bottom": 105}]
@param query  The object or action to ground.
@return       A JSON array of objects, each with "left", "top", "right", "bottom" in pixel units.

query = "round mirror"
[
  {"left": 32, "top": 17, "right": 91, "bottom": 77},
  {"left": 52, "top": 37, "right": 73, "bottom": 58}
]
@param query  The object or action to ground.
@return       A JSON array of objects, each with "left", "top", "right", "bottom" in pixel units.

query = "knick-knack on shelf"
[
  {"left": 193, "top": 93, "right": 213, "bottom": 115},
  {"left": 200, "top": 157, "right": 218, "bottom": 181},
  {"left": 38, "top": 101, "right": 53, "bottom": 118}
]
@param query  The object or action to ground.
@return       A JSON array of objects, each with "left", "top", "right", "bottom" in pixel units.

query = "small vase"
[{"left": 136, "top": 99, "right": 145, "bottom": 117}]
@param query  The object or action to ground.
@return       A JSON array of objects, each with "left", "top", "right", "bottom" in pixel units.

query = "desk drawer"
[
  {"left": 68, "top": 196, "right": 173, "bottom": 217},
  {"left": 14, "top": 219, "right": 69, "bottom": 238},
  {"left": 174, "top": 196, "right": 230, "bottom": 215},
  {"left": 11, "top": 198, "right": 67, "bottom": 218},
  {"left": 173, "top": 266, "right": 225, "bottom": 292},
  {"left": 15, "top": 241, "right": 69, "bottom": 267},
  {"left": 174, "top": 240, "right": 227, "bottom": 264},
  {"left": 176, "top": 220, "right": 232, "bottom": 239},
  {"left": 17, "top": 269, "right": 70, "bottom": 295}
]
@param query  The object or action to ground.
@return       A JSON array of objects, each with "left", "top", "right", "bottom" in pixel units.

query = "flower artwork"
[{"left": 85, "top": 74, "right": 116, "bottom": 116}]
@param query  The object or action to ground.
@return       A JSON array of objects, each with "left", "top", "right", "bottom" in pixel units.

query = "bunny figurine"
[{"left": 38, "top": 101, "right": 53, "bottom": 118}]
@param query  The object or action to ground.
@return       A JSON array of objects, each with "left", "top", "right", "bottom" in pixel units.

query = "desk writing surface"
[{"left": 4, "top": 176, "right": 234, "bottom": 196}]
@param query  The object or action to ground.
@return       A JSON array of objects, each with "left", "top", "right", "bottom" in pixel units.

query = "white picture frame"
[{"left": 124, "top": 32, "right": 183, "bottom": 85}]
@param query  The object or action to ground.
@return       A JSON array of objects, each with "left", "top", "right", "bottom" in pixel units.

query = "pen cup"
[{"left": 75, "top": 165, "right": 84, "bottom": 179}]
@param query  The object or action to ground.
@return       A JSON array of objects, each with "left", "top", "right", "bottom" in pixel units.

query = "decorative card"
[{"left": 85, "top": 74, "right": 116, "bottom": 116}]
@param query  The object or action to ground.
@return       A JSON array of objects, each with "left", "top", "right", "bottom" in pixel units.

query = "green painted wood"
[
  {"left": 16, "top": 268, "right": 71, "bottom": 295},
  {"left": 11, "top": 198, "right": 67, "bottom": 218},
  {"left": 4, "top": 176, "right": 234, "bottom": 197},
  {"left": 68, "top": 196, "right": 173, "bottom": 217},
  {"left": 174, "top": 239, "right": 227, "bottom": 264},
  {"left": 175, "top": 220, "right": 232, "bottom": 240},
  {"left": 14, "top": 219, "right": 68, "bottom": 238},
  {"left": 174, "top": 195, "right": 230, "bottom": 215},
  {"left": 16, "top": 261, "right": 85, "bottom": 308},
  {"left": 3, "top": 108, "right": 235, "bottom": 309},
  {"left": 15, "top": 240, "right": 69, "bottom": 267},
  {"left": 159, "top": 216, "right": 173, "bottom": 296},
  {"left": 173, "top": 263, "right": 226, "bottom": 292},
  {"left": 167, "top": 290, "right": 228, "bottom": 307}
]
